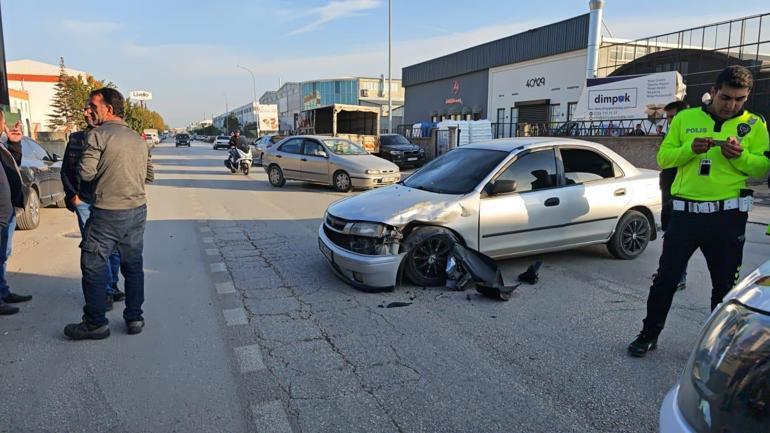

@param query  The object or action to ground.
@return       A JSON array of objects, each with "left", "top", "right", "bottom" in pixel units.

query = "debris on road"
[
  {"left": 518, "top": 261, "right": 543, "bottom": 285},
  {"left": 445, "top": 244, "right": 518, "bottom": 301},
  {"left": 378, "top": 301, "right": 413, "bottom": 308}
]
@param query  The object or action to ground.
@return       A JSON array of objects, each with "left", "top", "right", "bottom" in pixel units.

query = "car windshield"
[
  {"left": 383, "top": 135, "right": 410, "bottom": 146},
  {"left": 403, "top": 148, "right": 509, "bottom": 194},
  {"left": 322, "top": 139, "right": 368, "bottom": 155},
  {"left": 218, "top": 136, "right": 230, "bottom": 140}
]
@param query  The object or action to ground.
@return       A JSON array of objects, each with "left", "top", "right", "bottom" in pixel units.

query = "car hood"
[
  {"left": 332, "top": 154, "right": 399, "bottom": 172},
  {"left": 327, "top": 184, "right": 468, "bottom": 227},
  {"left": 381, "top": 144, "right": 419, "bottom": 152}
]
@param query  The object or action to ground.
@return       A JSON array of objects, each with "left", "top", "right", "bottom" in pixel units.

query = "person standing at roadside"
[
  {"left": 61, "top": 105, "right": 124, "bottom": 311},
  {"left": 628, "top": 66, "right": 770, "bottom": 357},
  {"left": 0, "top": 112, "right": 32, "bottom": 315},
  {"left": 657, "top": 100, "right": 689, "bottom": 291},
  {"left": 64, "top": 88, "right": 152, "bottom": 340}
]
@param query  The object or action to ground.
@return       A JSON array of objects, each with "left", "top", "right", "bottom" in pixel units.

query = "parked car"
[
  {"left": 175, "top": 133, "right": 191, "bottom": 147},
  {"left": 262, "top": 136, "right": 399, "bottom": 192},
  {"left": 16, "top": 137, "right": 67, "bottom": 230},
  {"left": 660, "top": 260, "right": 770, "bottom": 433},
  {"left": 253, "top": 134, "right": 285, "bottom": 166},
  {"left": 318, "top": 137, "right": 661, "bottom": 291},
  {"left": 213, "top": 135, "right": 231, "bottom": 150},
  {"left": 378, "top": 133, "right": 425, "bottom": 167}
]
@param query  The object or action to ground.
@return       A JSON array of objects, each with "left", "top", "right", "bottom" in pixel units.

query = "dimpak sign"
[{"left": 588, "top": 89, "right": 636, "bottom": 109}]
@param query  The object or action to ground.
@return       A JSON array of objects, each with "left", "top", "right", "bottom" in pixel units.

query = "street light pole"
[
  {"left": 237, "top": 64, "right": 258, "bottom": 135},
  {"left": 387, "top": 0, "right": 392, "bottom": 134}
]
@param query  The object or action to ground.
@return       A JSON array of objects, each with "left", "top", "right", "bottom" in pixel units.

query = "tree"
[
  {"left": 48, "top": 57, "right": 77, "bottom": 132},
  {"left": 225, "top": 113, "right": 240, "bottom": 134},
  {"left": 123, "top": 101, "right": 168, "bottom": 134}
]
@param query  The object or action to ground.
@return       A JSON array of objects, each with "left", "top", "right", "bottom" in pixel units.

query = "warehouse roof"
[{"left": 402, "top": 14, "right": 590, "bottom": 87}]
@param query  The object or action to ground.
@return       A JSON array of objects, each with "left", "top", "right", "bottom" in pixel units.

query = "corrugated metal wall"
[{"left": 403, "top": 14, "right": 590, "bottom": 87}]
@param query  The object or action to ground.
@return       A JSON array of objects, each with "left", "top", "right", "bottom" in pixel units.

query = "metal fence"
[{"left": 491, "top": 118, "right": 666, "bottom": 139}]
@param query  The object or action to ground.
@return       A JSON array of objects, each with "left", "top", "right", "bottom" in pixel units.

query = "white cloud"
[{"left": 288, "top": 0, "right": 382, "bottom": 35}]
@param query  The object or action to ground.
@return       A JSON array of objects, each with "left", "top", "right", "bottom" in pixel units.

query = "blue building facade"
[{"left": 301, "top": 79, "right": 359, "bottom": 110}]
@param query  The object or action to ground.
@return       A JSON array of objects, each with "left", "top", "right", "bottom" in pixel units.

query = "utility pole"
[
  {"left": 225, "top": 93, "right": 229, "bottom": 135},
  {"left": 387, "top": 0, "right": 393, "bottom": 134}
]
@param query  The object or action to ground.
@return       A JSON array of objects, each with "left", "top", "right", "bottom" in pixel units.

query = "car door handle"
[
  {"left": 544, "top": 197, "right": 560, "bottom": 207},
  {"left": 614, "top": 188, "right": 627, "bottom": 197},
  {"left": 301, "top": 158, "right": 307, "bottom": 162},
  {"left": 276, "top": 154, "right": 282, "bottom": 158}
]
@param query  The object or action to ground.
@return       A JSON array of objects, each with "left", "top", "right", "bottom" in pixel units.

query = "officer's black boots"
[{"left": 628, "top": 333, "right": 658, "bottom": 357}]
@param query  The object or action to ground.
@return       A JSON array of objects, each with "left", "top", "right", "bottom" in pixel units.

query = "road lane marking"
[
  {"left": 251, "top": 401, "right": 292, "bottom": 433},
  {"left": 210, "top": 262, "right": 227, "bottom": 273},
  {"left": 205, "top": 248, "right": 220, "bottom": 256},
  {"left": 202, "top": 237, "right": 214, "bottom": 244},
  {"left": 223, "top": 308, "right": 248, "bottom": 326},
  {"left": 216, "top": 282, "right": 236, "bottom": 294},
  {"left": 234, "top": 344, "right": 265, "bottom": 372}
]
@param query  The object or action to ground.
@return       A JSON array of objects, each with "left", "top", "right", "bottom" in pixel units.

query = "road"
[{"left": 2, "top": 138, "right": 768, "bottom": 433}]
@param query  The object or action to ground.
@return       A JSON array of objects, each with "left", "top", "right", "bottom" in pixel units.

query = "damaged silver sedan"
[{"left": 318, "top": 138, "right": 662, "bottom": 291}]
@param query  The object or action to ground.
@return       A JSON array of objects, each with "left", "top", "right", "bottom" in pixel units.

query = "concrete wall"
[{"left": 589, "top": 136, "right": 661, "bottom": 170}]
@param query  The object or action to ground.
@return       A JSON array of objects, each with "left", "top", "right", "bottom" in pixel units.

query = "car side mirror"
[
  {"left": 318, "top": 150, "right": 328, "bottom": 158},
  {"left": 52, "top": 153, "right": 61, "bottom": 162},
  {"left": 487, "top": 179, "right": 517, "bottom": 196}
]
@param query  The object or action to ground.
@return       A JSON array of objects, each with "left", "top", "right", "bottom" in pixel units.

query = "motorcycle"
[{"left": 224, "top": 147, "right": 253, "bottom": 175}]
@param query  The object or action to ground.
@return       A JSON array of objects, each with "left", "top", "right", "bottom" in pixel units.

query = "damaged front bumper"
[{"left": 318, "top": 224, "right": 405, "bottom": 292}]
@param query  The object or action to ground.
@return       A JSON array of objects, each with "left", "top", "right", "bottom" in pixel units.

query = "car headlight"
[
  {"left": 346, "top": 222, "right": 386, "bottom": 238},
  {"left": 365, "top": 169, "right": 381, "bottom": 175},
  {"left": 418, "top": 148, "right": 425, "bottom": 154},
  {"left": 389, "top": 150, "right": 402, "bottom": 155},
  {"left": 677, "top": 300, "right": 770, "bottom": 432}
]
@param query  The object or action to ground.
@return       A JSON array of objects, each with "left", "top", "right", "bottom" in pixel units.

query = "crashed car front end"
[{"left": 318, "top": 212, "right": 405, "bottom": 291}]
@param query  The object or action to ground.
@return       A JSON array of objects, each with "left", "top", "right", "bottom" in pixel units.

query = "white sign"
[
  {"left": 129, "top": 90, "right": 153, "bottom": 101},
  {"left": 572, "top": 72, "right": 686, "bottom": 121},
  {"left": 255, "top": 104, "right": 278, "bottom": 132}
]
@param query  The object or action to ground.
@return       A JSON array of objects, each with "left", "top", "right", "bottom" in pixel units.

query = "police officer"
[
  {"left": 628, "top": 65, "right": 770, "bottom": 357},
  {"left": 658, "top": 100, "right": 689, "bottom": 291}
]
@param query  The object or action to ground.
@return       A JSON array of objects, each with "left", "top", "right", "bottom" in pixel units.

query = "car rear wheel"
[
  {"left": 403, "top": 226, "right": 457, "bottom": 286},
  {"left": 607, "top": 210, "right": 651, "bottom": 260},
  {"left": 17, "top": 188, "right": 40, "bottom": 230},
  {"left": 333, "top": 171, "right": 352, "bottom": 192},
  {"left": 268, "top": 165, "right": 285, "bottom": 187}
]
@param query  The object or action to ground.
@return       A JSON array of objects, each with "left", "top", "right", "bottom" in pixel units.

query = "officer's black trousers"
[{"left": 642, "top": 209, "right": 747, "bottom": 337}]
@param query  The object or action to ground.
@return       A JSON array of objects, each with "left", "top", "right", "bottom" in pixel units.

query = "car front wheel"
[
  {"left": 607, "top": 210, "right": 651, "bottom": 260},
  {"left": 17, "top": 188, "right": 40, "bottom": 230},
  {"left": 403, "top": 226, "right": 458, "bottom": 286},
  {"left": 333, "top": 171, "right": 352, "bottom": 192}
]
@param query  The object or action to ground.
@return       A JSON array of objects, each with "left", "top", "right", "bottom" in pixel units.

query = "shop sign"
[
  {"left": 525, "top": 77, "right": 546, "bottom": 88},
  {"left": 445, "top": 98, "right": 463, "bottom": 105}
]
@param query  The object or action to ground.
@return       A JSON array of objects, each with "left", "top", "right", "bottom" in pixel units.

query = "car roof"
[{"left": 461, "top": 137, "right": 605, "bottom": 152}]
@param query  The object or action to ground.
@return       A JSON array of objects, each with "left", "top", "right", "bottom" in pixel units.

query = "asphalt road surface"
[{"left": 2, "top": 138, "right": 768, "bottom": 433}]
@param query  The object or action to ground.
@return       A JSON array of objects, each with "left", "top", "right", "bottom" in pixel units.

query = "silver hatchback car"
[{"left": 263, "top": 136, "right": 400, "bottom": 192}]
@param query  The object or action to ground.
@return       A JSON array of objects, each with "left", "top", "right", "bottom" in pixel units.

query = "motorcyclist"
[{"left": 227, "top": 130, "right": 251, "bottom": 166}]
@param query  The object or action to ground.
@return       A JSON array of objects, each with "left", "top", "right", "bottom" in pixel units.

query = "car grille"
[
  {"left": 380, "top": 169, "right": 397, "bottom": 174},
  {"left": 402, "top": 151, "right": 420, "bottom": 158}
]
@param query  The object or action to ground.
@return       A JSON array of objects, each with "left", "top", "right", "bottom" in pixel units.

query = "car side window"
[
  {"left": 278, "top": 138, "right": 303, "bottom": 154},
  {"left": 22, "top": 138, "right": 49, "bottom": 161},
  {"left": 560, "top": 148, "right": 616, "bottom": 184},
  {"left": 496, "top": 149, "right": 558, "bottom": 193},
  {"left": 303, "top": 140, "right": 325, "bottom": 157}
]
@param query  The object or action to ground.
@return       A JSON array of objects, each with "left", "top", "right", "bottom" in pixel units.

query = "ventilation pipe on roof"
[{"left": 586, "top": 0, "right": 605, "bottom": 79}]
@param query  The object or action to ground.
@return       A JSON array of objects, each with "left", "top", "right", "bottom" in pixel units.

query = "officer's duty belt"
[{"left": 672, "top": 198, "right": 740, "bottom": 214}]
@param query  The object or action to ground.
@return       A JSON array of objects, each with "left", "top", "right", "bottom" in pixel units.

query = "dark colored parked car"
[
  {"left": 16, "top": 137, "right": 67, "bottom": 230},
  {"left": 176, "top": 133, "right": 191, "bottom": 147},
  {"left": 378, "top": 134, "right": 425, "bottom": 167}
]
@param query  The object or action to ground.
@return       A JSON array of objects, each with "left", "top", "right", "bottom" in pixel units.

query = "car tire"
[
  {"left": 17, "top": 187, "right": 41, "bottom": 230},
  {"left": 403, "top": 226, "right": 458, "bottom": 287},
  {"left": 333, "top": 170, "right": 352, "bottom": 192},
  {"left": 268, "top": 165, "right": 285, "bottom": 187},
  {"left": 607, "top": 210, "right": 651, "bottom": 260}
]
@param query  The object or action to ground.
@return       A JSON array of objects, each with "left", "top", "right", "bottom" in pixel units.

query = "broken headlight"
[
  {"left": 677, "top": 301, "right": 770, "bottom": 433},
  {"left": 347, "top": 222, "right": 386, "bottom": 238}
]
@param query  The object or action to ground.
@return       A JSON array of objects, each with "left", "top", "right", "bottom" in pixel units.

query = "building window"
[
  {"left": 510, "top": 107, "right": 518, "bottom": 137},
  {"left": 567, "top": 102, "right": 577, "bottom": 121},
  {"left": 549, "top": 104, "right": 562, "bottom": 128}
]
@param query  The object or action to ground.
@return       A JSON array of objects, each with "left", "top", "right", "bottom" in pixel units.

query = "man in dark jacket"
[
  {"left": 64, "top": 88, "right": 152, "bottom": 340},
  {"left": 227, "top": 129, "right": 250, "bottom": 166},
  {"left": 0, "top": 112, "right": 32, "bottom": 315},
  {"left": 62, "top": 106, "right": 124, "bottom": 310}
]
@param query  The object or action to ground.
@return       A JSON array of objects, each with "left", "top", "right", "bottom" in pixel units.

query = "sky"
[{"left": 3, "top": 0, "right": 769, "bottom": 127}]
